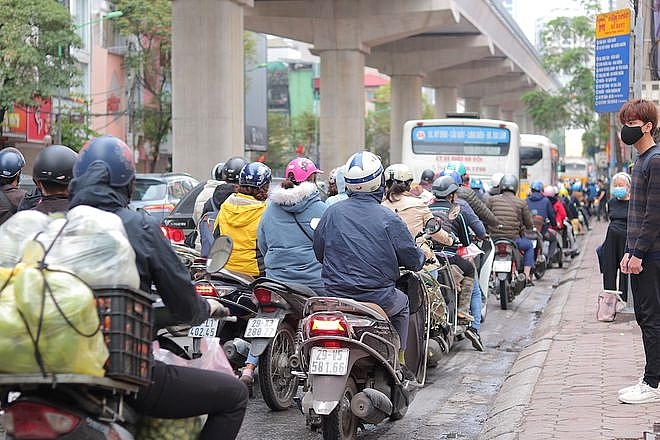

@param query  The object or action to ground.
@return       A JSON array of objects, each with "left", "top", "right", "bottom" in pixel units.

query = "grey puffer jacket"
[
  {"left": 486, "top": 191, "right": 533, "bottom": 240},
  {"left": 457, "top": 186, "right": 499, "bottom": 227}
]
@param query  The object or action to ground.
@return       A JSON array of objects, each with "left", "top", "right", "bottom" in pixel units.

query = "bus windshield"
[{"left": 410, "top": 125, "right": 511, "bottom": 156}]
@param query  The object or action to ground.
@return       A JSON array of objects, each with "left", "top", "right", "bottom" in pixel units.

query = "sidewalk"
[{"left": 481, "top": 219, "right": 659, "bottom": 440}]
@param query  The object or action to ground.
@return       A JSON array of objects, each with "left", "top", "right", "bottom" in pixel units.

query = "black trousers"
[
  {"left": 132, "top": 361, "right": 248, "bottom": 440},
  {"left": 601, "top": 226, "right": 629, "bottom": 299},
  {"left": 631, "top": 259, "right": 660, "bottom": 389}
]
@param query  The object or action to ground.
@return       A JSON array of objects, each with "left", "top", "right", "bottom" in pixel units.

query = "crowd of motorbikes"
[{"left": 0, "top": 202, "right": 585, "bottom": 440}]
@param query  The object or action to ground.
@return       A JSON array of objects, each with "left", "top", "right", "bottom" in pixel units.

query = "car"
[{"left": 129, "top": 173, "right": 199, "bottom": 223}]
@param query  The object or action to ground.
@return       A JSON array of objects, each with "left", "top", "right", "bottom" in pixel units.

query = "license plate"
[
  {"left": 492, "top": 260, "right": 512, "bottom": 272},
  {"left": 244, "top": 318, "right": 279, "bottom": 338},
  {"left": 188, "top": 318, "right": 219, "bottom": 337},
  {"left": 309, "top": 347, "right": 349, "bottom": 376}
]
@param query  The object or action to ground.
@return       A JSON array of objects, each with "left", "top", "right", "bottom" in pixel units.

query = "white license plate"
[
  {"left": 244, "top": 318, "right": 279, "bottom": 338},
  {"left": 492, "top": 260, "right": 512, "bottom": 272},
  {"left": 309, "top": 347, "right": 349, "bottom": 376},
  {"left": 188, "top": 318, "right": 219, "bottom": 337}
]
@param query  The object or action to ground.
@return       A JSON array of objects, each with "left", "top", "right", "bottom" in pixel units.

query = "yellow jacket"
[{"left": 214, "top": 193, "right": 266, "bottom": 277}]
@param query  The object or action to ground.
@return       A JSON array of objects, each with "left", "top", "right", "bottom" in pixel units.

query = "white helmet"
[
  {"left": 384, "top": 163, "right": 413, "bottom": 183},
  {"left": 491, "top": 172, "right": 504, "bottom": 188},
  {"left": 344, "top": 151, "right": 384, "bottom": 193}
]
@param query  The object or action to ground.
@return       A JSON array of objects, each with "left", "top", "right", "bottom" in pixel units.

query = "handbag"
[{"left": 597, "top": 290, "right": 623, "bottom": 322}]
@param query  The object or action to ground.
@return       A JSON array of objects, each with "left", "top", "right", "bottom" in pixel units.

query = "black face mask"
[{"left": 621, "top": 125, "right": 645, "bottom": 145}]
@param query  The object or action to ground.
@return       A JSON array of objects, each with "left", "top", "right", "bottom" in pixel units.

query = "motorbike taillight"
[
  {"left": 306, "top": 313, "right": 350, "bottom": 338},
  {"left": 496, "top": 243, "right": 510, "bottom": 255},
  {"left": 195, "top": 282, "right": 218, "bottom": 298},
  {"left": 160, "top": 225, "right": 185, "bottom": 243},
  {"left": 6, "top": 401, "right": 80, "bottom": 439}
]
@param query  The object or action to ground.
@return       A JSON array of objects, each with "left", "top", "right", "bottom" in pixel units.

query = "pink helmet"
[{"left": 286, "top": 157, "right": 323, "bottom": 184}]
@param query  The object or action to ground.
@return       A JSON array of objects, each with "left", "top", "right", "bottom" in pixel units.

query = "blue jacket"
[
  {"left": 526, "top": 191, "right": 557, "bottom": 228},
  {"left": 455, "top": 198, "right": 487, "bottom": 238},
  {"left": 257, "top": 182, "right": 327, "bottom": 291},
  {"left": 313, "top": 189, "right": 425, "bottom": 310}
]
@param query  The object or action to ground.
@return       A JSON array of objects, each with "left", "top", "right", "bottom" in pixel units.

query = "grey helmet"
[
  {"left": 432, "top": 175, "right": 459, "bottom": 198},
  {"left": 499, "top": 174, "right": 519, "bottom": 194}
]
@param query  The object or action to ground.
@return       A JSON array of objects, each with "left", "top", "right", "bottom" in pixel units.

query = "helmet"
[
  {"left": 530, "top": 180, "right": 544, "bottom": 192},
  {"left": 491, "top": 172, "right": 504, "bottom": 188},
  {"left": 439, "top": 169, "right": 461, "bottom": 185},
  {"left": 221, "top": 157, "right": 248, "bottom": 184},
  {"left": 571, "top": 182, "right": 582, "bottom": 192},
  {"left": 73, "top": 136, "right": 134, "bottom": 187},
  {"left": 211, "top": 162, "right": 225, "bottom": 180},
  {"left": 286, "top": 157, "right": 323, "bottom": 184},
  {"left": 344, "top": 151, "right": 384, "bottom": 193},
  {"left": 328, "top": 167, "right": 339, "bottom": 184},
  {"left": 444, "top": 161, "right": 467, "bottom": 176},
  {"left": 558, "top": 187, "right": 569, "bottom": 197},
  {"left": 421, "top": 169, "right": 436, "bottom": 183},
  {"left": 543, "top": 185, "right": 557, "bottom": 197},
  {"left": 384, "top": 163, "right": 413, "bottom": 183},
  {"left": 499, "top": 174, "right": 519, "bottom": 194},
  {"left": 33, "top": 145, "right": 79, "bottom": 185},
  {"left": 239, "top": 162, "right": 272, "bottom": 188},
  {"left": 0, "top": 147, "right": 26, "bottom": 179},
  {"left": 432, "top": 175, "right": 459, "bottom": 198},
  {"left": 470, "top": 178, "right": 483, "bottom": 190}
]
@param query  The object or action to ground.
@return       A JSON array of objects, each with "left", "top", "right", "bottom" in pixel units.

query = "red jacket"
[{"left": 551, "top": 198, "right": 567, "bottom": 229}]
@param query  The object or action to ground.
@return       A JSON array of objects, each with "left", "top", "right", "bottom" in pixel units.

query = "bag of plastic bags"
[{"left": 152, "top": 337, "right": 235, "bottom": 377}]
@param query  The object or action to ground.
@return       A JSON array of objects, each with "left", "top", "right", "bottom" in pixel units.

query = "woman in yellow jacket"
[{"left": 213, "top": 161, "right": 271, "bottom": 277}]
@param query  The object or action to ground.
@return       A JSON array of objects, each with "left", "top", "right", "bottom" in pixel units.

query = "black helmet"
[
  {"left": 211, "top": 162, "right": 225, "bottom": 180},
  {"left": 500, "top": 174, "right": 519, "bottom": 194},
  {"left": 432, "top": 175, "right": 459, "bottom": 198},
  {"left": 0, "top": 147, "right": 26, "bottom": 179},
  {"left": 221, "top": 156, "right": 248, "bottom": 183},
  {"left": 33, "top": 145, "right": 79, "bottom": 185},
  {"left": 73, "top": 136, "right": 135, "bottom": 187},
  {"left": 421, "top": 169, "right": 436, "bottom": 183}
]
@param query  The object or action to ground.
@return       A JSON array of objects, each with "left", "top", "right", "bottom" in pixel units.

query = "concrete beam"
[
  {"left": 426, "top": 59, "right": 517, "bottom": 88},
  {"left": 460, "top": 73, "right": 533, "bottom": 98}
]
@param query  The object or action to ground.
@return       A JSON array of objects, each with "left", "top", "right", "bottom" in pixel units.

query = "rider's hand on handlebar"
[{"left": 206, "top": 298, "right": 230, "bottom": 318}]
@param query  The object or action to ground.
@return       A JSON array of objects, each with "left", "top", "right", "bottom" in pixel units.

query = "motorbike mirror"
[
  {"left": 448, "top": 203, "right": 461, "bottom": 220},
  {"left": 423, "top": 217, "right": 441, "bottom": 236},
  {"left": 206, "top": 235, "right": 233, "bottom": 273}
]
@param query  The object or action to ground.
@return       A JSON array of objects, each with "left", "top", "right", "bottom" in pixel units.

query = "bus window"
[{"left": 520, "top": 146, "right": 543, "bottom": 166}]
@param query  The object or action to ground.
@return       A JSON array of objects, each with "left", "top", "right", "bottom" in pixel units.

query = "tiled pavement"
[{"left": 481, "top": 219, "right": 659, "bottom": 440}]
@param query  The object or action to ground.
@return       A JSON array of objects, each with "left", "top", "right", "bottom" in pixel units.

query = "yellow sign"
[{"left": 596, "top": 9, "right": 632, "bottom": 39}]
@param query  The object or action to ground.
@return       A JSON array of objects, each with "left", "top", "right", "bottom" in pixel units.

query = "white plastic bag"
[{"left": 152, "top": 337, "right": 235, "bottom": 377}]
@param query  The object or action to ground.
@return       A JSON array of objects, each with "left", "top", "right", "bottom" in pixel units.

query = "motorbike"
[
  {"left": 526, "top": 226, "right": 547, "bottom": 281},
  {"left": 491, "top": 237, "right": 527, "bottom": 310},
  {"left": 244, "top": 278, "right": 317, "bottom": 411},
  {"left": 0, "top": 238, "right": 235, "bottom": 440},
  {"left": 293, "top": 219, "right": 437, "bottom": 440}
]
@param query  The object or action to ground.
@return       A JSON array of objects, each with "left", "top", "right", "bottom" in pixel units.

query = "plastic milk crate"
[{"left": 94, "top": 286, "right": 154, "bottom": 386}]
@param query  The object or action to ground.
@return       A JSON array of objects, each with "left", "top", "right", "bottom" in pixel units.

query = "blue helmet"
[
  {"left": 571, "top": 182, "right": 582, "bottom": 192},
  {"left": 239, "top": 162, "right": 272, "bottom": 188},
  {"left": 0, "top": 147, "right": 26, "bottom": 179},
  {"left": 470, "top": 178, "right": 483, "bottom": 190},
  {"left": 530, "top": 180, "right": 544, "bottom": 192},
  {"left": 439, "top": 169, "right": 461, "bottom": 186},
  {"left": 73, "top": 136, "right": 135, "bottom": 187}
]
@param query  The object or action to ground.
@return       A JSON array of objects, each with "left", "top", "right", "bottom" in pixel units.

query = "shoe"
[
  {"left": 398, "top": 364, "right": 417, "bottom": 382},
  {"left": 526, "top": 278, "right": 535, "bottom": 287},
  {"left": 457, "top": 310, "right": 475, "bottom": 322},
  {"left": 239, "top": 372, "right": 254, "bottom": 397},
  {"left": 464, "top": 327, "right": 485, "bottom": 352},
  {"left": 618, "top": 381, "right": 660, "bottom": 404},
  {"left": 618, "top": 377, "right": 644, "bottom": 397}
]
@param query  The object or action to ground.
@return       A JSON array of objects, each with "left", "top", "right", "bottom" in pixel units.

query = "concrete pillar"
[
  {"left": 317, "top": 49, "right": 366, "bottom": 170},
  {"left": 482, "top": 105, "right": 501, "bottom": 120},
  {"left": 390, "top": 74, "right": 423, "bottom": 164},
  {"left": 172, "top": 0, "right": 250, "bottom": 180},
  {"left": 434, "top": 86, "right": 458, "bottom": 119},
  {"left": 463, "top": 97, "right": 482, "bottom": 114},
  {"left": 501, "top": 110, "right": 514, "bottom": 121}
]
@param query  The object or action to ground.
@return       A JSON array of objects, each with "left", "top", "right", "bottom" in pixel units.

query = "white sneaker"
[
  {"left": 618, "top": 381, "right": 660, "bottom": 404},
  {"left": 618, "top": 378, "right": 643, "bottom": 397}
]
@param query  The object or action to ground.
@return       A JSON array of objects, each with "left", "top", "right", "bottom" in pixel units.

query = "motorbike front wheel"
[
  {"left": 258, "top": 322, "right": 299, "bottom": 411},
  {"left": 499, "top": 279, "right": 508, "bottom": 310},
  {"left": 322, "top": 377, "right": 359, "bottom": 440}
]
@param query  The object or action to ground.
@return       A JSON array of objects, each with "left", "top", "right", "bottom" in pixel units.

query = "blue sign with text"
[{"left": 595, "top": 34, "right": 630, "bottom": 113}]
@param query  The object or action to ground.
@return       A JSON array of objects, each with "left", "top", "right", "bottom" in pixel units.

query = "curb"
[{"left": 478, "top": 237, "right": 587, "bottom": 440}]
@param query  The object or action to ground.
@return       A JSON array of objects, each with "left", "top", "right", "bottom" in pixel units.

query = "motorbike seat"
[
  {"left": 286, "top": 283, "right": 318, "bottom": 298},
  {"left": 360, "top": 302, "right": 389, "bottom": 321}
]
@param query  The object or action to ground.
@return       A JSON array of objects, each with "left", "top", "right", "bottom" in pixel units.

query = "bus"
[
  {"left": 560, "top": 157, "right": 593, "bottom": 187},
  {"left": 519, "top": 134, "right": 559, "bottom": 197},
  {"left": 401, "top": 116, "right": 520, "bottom": 189}
]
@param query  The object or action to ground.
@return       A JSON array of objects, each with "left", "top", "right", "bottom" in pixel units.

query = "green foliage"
[
  {"left": 266, "top": 112, "right": 293, "bottom": 174},
  {"left": 0, "top": 0, "right": 82, "bottom": 134}
]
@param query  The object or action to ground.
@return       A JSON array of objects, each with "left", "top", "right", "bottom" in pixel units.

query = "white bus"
[
  {"left": 401, "top": 116, "right": 521, "bottom": 188},
  {"left": 520, "top": 134, "right": 559, "bottom": 196}
]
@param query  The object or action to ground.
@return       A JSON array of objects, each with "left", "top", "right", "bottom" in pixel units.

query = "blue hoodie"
[
  {"left": 526, "top": 191, "right": 557, "bottom": 229},
  {"left": 257, "top": 182, "right": 327, "bottom": 291}
]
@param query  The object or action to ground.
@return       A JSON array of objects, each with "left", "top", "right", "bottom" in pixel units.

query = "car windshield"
[{"left": 132, "top": 181, "right": 167, "bottom": 201}]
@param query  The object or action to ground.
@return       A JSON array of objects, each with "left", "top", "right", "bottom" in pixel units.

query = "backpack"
[
  {"left": 198, "top": 199, "right": 219, "bottom": 258},
  {"left": 641, "top": 147, "right": 660, "bottom": 179}
]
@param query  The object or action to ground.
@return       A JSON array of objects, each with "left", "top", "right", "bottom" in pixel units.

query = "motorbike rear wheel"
[
  {"left": 533, "top": 255, "right": 547, "bottom": 280},
  {"left": 258, "top": 322, "right": 299, "bottom": 411},
  {"left": 499, "top": 280, "right": 508, "bottom": 310},
  {"left": 321, "top": 377, "right": 359, "bottom": 440}
]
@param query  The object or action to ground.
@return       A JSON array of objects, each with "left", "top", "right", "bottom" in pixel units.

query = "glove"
[{"left": 207, "top": 298, "right": 230, "bottom": 318}]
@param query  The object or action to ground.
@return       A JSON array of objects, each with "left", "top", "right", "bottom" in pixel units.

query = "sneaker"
[
  {"left": 526, "top": 278, "right": 535, "bottom": 287},
  {"left": 618, "top": 377, "right": 644, "bottom": 397},
  {"left": 464, "top": 327, "right": 485, "bottom": 352},
  {"left": 618, "top": 381, "right": 660, "bottom": 404},
  {"left": 398, "top": 364, "right": 417, "bottom": 382},
  {"left": 239, "top": 373, "right": 254, "bottom": 397}
]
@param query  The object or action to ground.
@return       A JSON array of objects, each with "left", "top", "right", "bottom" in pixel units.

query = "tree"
[
  {"left": 113, "top": 0, "right": 172, "bottom": 172},
  {"left": 0, "top": 0, "right": 81, "bottom": 137}
]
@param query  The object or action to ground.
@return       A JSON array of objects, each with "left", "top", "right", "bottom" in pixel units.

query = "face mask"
[
  {"left": 612, "top": 187, "right": 628, "bottom": 199},
  {"left": 621, "top": 125, "right": 645, "bottom": 145}
]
